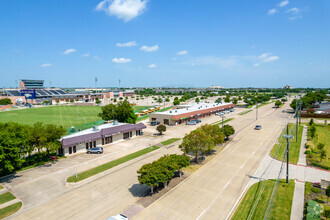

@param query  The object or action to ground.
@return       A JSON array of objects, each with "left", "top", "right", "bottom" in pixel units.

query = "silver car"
[{"left": 87, "top": 147, "right": 103, "bottom": 154}]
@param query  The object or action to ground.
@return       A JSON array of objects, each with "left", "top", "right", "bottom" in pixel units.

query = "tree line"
[
  {"left": 98, "top": 100, "right": 137, "bottom": 124},
  {"left": 137, "top": 154, "right": 190, "bottom": 194},
  {"left": 0, "top": 122, "right": 66, "bottom": 175}
]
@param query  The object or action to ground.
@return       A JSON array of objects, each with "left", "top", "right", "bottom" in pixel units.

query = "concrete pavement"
[{"left": 134, "top": 101, "right": 289, "bottom": 220}]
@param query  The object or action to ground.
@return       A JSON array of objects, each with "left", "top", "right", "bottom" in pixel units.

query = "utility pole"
[
  {"left": 283, "top": 124, "right": 294, "bottom": 184},
  {"left": 256, "top": 101, "right": 258, "bottom": 120},
  {"left": 295, "top": 98, "right": 298, "bottom": 143},
  {"left": 299, "top": 101, "right": 303, "bottom": 126},
  {"left": 221, "top": 115, "right": 225, "bottom": 132}
]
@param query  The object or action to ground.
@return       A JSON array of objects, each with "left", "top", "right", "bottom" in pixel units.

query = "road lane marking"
[{"left": 240, "top": 162, "right": 246, "bottom": 169}]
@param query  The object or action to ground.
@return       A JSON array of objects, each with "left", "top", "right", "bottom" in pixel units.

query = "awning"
[{"left": 180, "top": 117, "right": 187, "bottom": 120}]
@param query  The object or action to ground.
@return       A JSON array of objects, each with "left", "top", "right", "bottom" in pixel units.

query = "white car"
[
  {"left": 216, "top": 112, "right": 224, "bottom": 116},
  {"left": 107, "top": 214, "right": 128, "bottom": 220}
]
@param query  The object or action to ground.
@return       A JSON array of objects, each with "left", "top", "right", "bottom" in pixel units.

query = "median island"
[{"left": 67, "top": 146, "right": 160, "bottom": 183}]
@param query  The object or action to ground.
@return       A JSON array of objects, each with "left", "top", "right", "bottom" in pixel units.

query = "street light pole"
[
  {"left": 299, "top": 101, "right": 303, "bottom": 126},
  {"left": 221, "top": 115, "right": 225, "bottom": 132},
  {"left": 256, "top": 101, "right": 258, "bottom": 120},
  {"left": 283, "top": 124, "right": 294, "bottom": 184}
]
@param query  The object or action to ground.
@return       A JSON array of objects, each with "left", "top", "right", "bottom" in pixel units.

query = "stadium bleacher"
[{"left": 5, "top": 90, "right": 21, "bottom": 96}]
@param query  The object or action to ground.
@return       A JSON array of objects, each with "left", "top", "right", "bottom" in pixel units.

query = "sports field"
[{"left": 0, "top": 105, "right": 151, "bottom": 131}]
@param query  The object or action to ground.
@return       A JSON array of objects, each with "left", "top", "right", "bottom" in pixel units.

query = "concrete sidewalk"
[
  {"left": 290, "top": 180, "right": 305, "bottom": 220},
  {"left": 297, "top": 125, "right": 307, "bottom": 166}
]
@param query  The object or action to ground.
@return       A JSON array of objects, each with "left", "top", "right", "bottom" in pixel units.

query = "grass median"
[
  {"left": 67, "top": 145, "right": 160, "bottom": 183},
  {"left": 212, "top": 118, "right": 233, "bottom": 126},
  {"left": 232, "top": 179, "right": 295, "bottom": 220},
  {"left": 270, "top": 123, "right": 303, "bottom": 164},
  {"left": 0, "top": 202, "right": 22, "bottom": 219},
  {"left": 0, "top": 192, "right": 16, "bottom": 205},
  {"left": 161, "top": 138, "right": 181, "bottom": 146},
  {"left": 238, "top": 110, "right": 252, "bottom": 116}
]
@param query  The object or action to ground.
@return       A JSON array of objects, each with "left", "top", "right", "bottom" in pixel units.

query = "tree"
[
  {"left": 215, "top": 98, "right": 222, "bottom": 103},
  {"left": 195, "top": 97, "right": 200, "bottom": 103},
  {"left": 309, "top": 119, "right": 314, "bottom": 126},
  {"left": 224, "top": 96, "right": 230, "bottom": 103},
  {"left": 320, "top": 149, "right": 327, "bottom": 162},
  {"left": 223, "top": 124, "right": 235, "bottom": 139},
  {"left": 281, "top": 98, "right": 287, "bottom": 103},
  {"left": 0, "top": 98, "right": 12, "bottom": 105},
  {"left": 199, "top": 124, "right": 225, "bottom": 146},
  {"left": 232, "top": 98, "right": 238, "bottom": 105},
  {"left": 95, "top": 98, "right": 101, "bottom": 104},
  {"left": 275, "top": 100, "right": 282, "bottom": 108},
  {"left": 309, "top": 125, "right": 316, "bottom": 138},
  {"left": 179, "top": 129, "right": 214, "bottom": 162},
  {"left": 173, "top": 99, "right": 180, "bottom": 105},
  {"left": 317, "top": 143, "right": 325, "bottom": 151},
  {"left": 326, "top": 185, "right": 330, "bottom": 203},
  {"left": 156, "top": 124, "right": 166, "bottom": 135},
  {"left": 165, "top": 98, "right": 170, "bottom": 102},
  {"left": 98, "top": 100, "right": 137, "bottom": 124}
]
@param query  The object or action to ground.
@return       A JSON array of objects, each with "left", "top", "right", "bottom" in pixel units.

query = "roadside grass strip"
[
  {"left": 0, "top": 192, "right": 16, "bottom": 205},
  {"left": 0, "top": 185, "right": 3, "bottom": 190},
  {"left": 270, "top": 124, "right": 303, "bottom": 164},
  {"left": 0, "top": 202, "right": 22, "bottom": 220},
  {"left": 161, "top": 138, "right": 181, "bottom": 146},
  {"left": 238, "top": 110, "right": 252, "bottom": 116},
  {"left": 211, "top": 118, "right": 233, "bottom": 126},
  {"left": 232, "top": 179, "right": 295, "bottom": 220},
  {"left": 67, "top": 146, "right": 160, "bottom": 183}
]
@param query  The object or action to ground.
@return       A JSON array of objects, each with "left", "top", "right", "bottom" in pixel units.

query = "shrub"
[
  {"left": 311, "top": 187, "right": 321, "bottom": 194},
  {"left": 305, "top": 144, "right": 310, "bottom": 149},
  {"left": 305, "top": 150, "right": 311, "bottom": 155}
]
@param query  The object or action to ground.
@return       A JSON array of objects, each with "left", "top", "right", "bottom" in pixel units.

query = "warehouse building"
[
  {"left": 149, "top": 103, "right": 234, "bottom": 126},
  {"left": 59, "top": 122, "right": 146, "bottom": 156}
]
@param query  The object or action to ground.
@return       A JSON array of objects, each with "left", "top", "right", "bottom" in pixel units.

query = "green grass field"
[
  {"left": 0, "top": 105, "right": 150, "bottom": 131},
  {"left": 0, "top": 202, "right": 22, "bottom": 219},
  {"left": 232, "top": 179, "right": 295, "bottom": 220},
  {"left": 67, "top": 146, "right": 160, "bottom": 183},
  {"left": 0, "top": 192, "right": 15, "bottom": 205},
  {"left": 306, "top": 124, "right": 330, "bottom": 170},
  {"left": 161, "top": 138, "right": 181, "bottom": 146},
  {"left": 270, "top": 124, "right": 303, "bottom": 164}
]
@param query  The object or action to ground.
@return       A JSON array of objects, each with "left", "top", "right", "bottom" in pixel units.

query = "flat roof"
[
  {"left": 60, "top": 122, "right": 125, "bottom": 140},
  {"left": 152, "top": 102, "right": 233, "bottom": 116}
]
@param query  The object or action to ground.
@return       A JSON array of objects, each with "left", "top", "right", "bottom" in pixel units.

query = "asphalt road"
[{"left": 134, "top": 102, "right": 290, "bottom": 220}]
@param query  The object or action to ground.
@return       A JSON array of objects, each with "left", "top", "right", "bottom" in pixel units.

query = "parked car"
[
  {"left": 216, "top": 112, "right": 224, "bottom": 116},
  {"left": 186, "top": 121, "right": 197, "bottom": 125},
  {"left": 254, "top": 125, "right": 262, "bottom": 130},
  {"left": 224, "top": 111, "right": 230, "bottom": 114},
  {"left": 87, "top": 147, "right": 103, "bottom": 154},
  {"left": 229, "top": 108, "right": 234, "bottom": 112},
  {"left": 107, "top": 214, "right": 128, "bottom": 220},
  {"left": 150, "top": 121, "right": 160, "bottom": 126},
  {"left": 193, "top": 119, "right": 202, "bottom": 123}
]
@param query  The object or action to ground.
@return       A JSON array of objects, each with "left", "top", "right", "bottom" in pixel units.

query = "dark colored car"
[
  {"left": 194, "top": 119, "right": 202, "bottom": 123},
  {"left": 150, "top": 121, "right": 160, "bottom": 126},
  {"left": 254, "top": 125, "right": 262, "bottom": 130},
  {"left": 87, "top": 147, "right": 103, "bottom": 154}
]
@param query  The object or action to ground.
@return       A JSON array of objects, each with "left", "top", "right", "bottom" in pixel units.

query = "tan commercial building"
[{"left": 149, "top": 103, "right": 235, "bottom": 126}]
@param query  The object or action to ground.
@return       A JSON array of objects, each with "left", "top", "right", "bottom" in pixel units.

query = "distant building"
[
  {"left": 211, "top": 85, "right": 224, "bottom": 89},
  {"left": 19, "top": 79, "right": 44, "bottom": 89},
  {"left": 283, "top": 85, "right": 293, "bottom": 89},
  {"left": 149, "top": 102, "right": 234, "bottom": 126}
]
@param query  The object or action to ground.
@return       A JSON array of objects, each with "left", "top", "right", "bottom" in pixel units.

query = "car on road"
[
  {"left": 87, "top": 147, "right": 103, "bottom": 154},
  {"left": 282, "top": 110, "right": 286, "bottom": 113},
  {"left": 254, "top": 125, "right": 262, "bottom": 130},
  {"left": 107, "top": 214, "right": 128, "bottom": 220},
  {"left": 193, "top": 119, "right": 201, "bottom": 123},
  {"left": 150, "top": 121, "right": 160, "bottom": 126},
  {"left": 186, "top": 121, "right": 197, "bottom": 125}
]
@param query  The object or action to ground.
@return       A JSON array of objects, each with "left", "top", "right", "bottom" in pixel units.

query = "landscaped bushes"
[{"left": 137, "top": 154, "right": 190, "bottom": 194}]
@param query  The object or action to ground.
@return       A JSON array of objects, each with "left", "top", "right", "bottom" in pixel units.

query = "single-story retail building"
[
  {"left": 149, "top": 103, "right": 235, "bottom": 126},
  {"left": 59, "top": 122, "right": 146, "bottom": 156}
]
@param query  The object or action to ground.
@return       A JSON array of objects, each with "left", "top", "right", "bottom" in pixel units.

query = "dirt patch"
[{"left": 136, "top": 172, "right": 190, "bottom": 208}]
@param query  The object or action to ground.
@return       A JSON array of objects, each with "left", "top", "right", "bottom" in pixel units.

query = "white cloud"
[
  {"left": 172, "top": 57, "right": 177, "bottom": 61},
  {"left": 41, "top": 63, "right": 52, "bottom": 68},
  {"left": 112, "top": 57, "right": 132, "bottom": 63},
  {"left": 258, "top": 53, "right": 279, "bottom": 63},
  {"left": 287, "top": 7, "right": 300, "bottom": 14},
  {"left": 253, "top": 63, "right": 260, "bottom": 67},
  {"left": 278, "top": 0, "right": 289, "bottom": 7},
  {"left": 82, "top": 53, "right": 90, "bottom": 57},
  {"left": 177, "top": 50, "right": 188, "bottom": 55},
  {"left": 289, "top": 15, "right": 303, "bottom": 20},
  {"left": 96, "top": 0, "right": 148, "bottom": 22},
  {"left": 140, "top": 45, "right": 159, "bottom": 52},
  {"left": 148, "top": 64, "right": 157, "bottom": 68},
  {"left": 63, "top": 48, "right": 77, "bottom": 55},
  {"left": 268, "top": 8, "right": 277, "bottom": 15},
  {"left": 116, "top": 41, "right": 137, "bottom": 47}
]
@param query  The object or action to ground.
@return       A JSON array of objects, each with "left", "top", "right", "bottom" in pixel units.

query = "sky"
[{"left": 0, "top": 0, "right": 329, "bottom": 88}]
